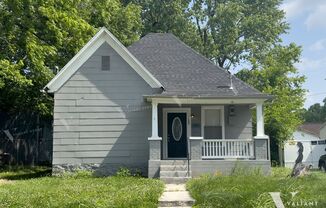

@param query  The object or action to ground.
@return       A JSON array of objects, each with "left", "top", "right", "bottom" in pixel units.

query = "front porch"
[{"left": 147, "top": 97, "right": 270, "bottom": 178}]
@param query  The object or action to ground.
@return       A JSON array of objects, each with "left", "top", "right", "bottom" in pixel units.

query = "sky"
[{"left": 280, "top": 0, "right": 326, "bottom": 108}]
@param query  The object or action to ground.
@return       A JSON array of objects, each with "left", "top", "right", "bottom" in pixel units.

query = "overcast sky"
[{"left": 281, "top": 0, "right": 326, "bottom": 108}]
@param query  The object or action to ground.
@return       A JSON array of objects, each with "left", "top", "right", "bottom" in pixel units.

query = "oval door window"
[{"left": 172, "top": 117, "right": 182, "bottom": 141}]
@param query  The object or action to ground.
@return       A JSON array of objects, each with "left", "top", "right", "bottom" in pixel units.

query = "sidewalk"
[{"left": 158, "top": 184, "right": 195, "bottom": 207}]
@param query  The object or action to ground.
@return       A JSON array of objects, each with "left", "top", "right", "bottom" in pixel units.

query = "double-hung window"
[{"left": 201, "top": 106, "right": 225, "bottom": 139}]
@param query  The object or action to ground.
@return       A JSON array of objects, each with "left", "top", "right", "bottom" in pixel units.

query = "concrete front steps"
[
  {"left": 159, "top": 160, "right": 191, "bottom": 184},
  {"left": 158, "top": 184, "right": 195, "bottom": 208}
]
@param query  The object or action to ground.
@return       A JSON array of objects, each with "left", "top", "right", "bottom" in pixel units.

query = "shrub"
[
  {"left": 60, "top": 170, "right": 94, "bottom": 179},
  {"left": 230, "top": 164, "right": 263, "bottom": 176},
  {"left": 116, "top": 167, "right": 143, "bottom": 177},
  {"left": 116, "top": 167, "right": 131, "bottom": 177}
]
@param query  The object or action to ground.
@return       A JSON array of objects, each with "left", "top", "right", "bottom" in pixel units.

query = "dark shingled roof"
[
  {"left": 128, "top": 33, "right": 270, "bottom": 98},
  {"left": 298, "top": 123, "right": 324, "bottom": 137}
]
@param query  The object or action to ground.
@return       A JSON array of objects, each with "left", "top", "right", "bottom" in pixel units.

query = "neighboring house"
[
  {"left": 44, "top": 27, "right": 272, "bottom": 180},
  {"left": 284, "top": 123, "right": 326, "bottom": 168}
]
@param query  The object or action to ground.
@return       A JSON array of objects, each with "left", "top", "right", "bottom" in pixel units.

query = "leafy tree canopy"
[
  {"left": 191, "top": 0, "right": 288, "bottom": 69},
  {"left": 0, "top": 0, "right": 142, "bottom": 115},
  {"left": 303, "top": 99, "right": 326, "bottom": 123},
  {"left": 237, "top": 44, "right": 306, "bottom": 145},
  {"left": 129, "top": 0, "right": 288, "bottom": 69},
  {"left": 125, "top": 0, "right": 201, "bottom": 51}
]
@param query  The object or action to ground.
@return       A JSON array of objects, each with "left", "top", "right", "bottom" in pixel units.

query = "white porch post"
[
  {"left": 151, "top": 100, "right": 159, "bottom": 138},
  {"left": 254, "top": 101, "right": 270, "bottom": 161},
  {"left": 148, "top": 100, "right": 162, "bottom": 178},
  {"left": 256, "top": 102, "right": 265, "bottom": 137}
]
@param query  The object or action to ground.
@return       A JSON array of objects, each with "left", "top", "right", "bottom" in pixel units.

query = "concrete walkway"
[{"left": 158, "top": 184, "right": 195, "bottom": 208}]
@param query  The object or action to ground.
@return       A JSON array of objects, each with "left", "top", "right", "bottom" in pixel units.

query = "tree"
[
  {"left": 81, "top": 0, "right": 142, "bottom": 46},
  {"left": 126, "top": 0, "right": 201, "bottom": 51},
  {"left": 0, "top": 60, "right": 32, "bottom": 113},
  {"left": 0, "top": 0, "right": 142, "bottom": 115},
  {"left": 128, "top": 0, "right": 289, "bottom": 69},
  {"left": 191, "top": 0, "right": 288, "bottom": 69},
  {"left": 304, "top": 99, "right": 326, "bottom": 122},
  {"left": 237, "top": 43, "right": 306, "bottom": 146}
]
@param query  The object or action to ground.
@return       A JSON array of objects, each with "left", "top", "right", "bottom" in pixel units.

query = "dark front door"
[{"left": 167, "top": 112, "right": 187, "bottom": 158}]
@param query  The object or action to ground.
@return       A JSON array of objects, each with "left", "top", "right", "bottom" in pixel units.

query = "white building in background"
[{"left": 284, "top": 123, "right": 326, "bottom": 169}]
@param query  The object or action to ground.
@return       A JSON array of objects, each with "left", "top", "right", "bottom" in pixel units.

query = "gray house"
[{"left": 45, "top": 28, "right": 271, "bottom": 181}]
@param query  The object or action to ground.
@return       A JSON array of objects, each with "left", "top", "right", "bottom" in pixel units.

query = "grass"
[
  {"left": 2, "top": 166, "right": 325, "bottom": 208},
  {"left": 0, "top": 168, "right": 164, "bottom": 208},
  {"left": 187, "top": 167, "right": 326, "bottom": 208},
  {"left": 0, "top": 166, "right": 51, "bottom": 180}
]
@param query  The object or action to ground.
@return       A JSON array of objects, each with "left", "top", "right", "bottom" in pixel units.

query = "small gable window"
[{"left": 101, "top": 56, "right": 110, "bottom": 71}]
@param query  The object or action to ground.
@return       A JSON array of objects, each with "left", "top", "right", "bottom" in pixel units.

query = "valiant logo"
[{"left": 269, "top": 192, "right": 318, "bottom": 207}]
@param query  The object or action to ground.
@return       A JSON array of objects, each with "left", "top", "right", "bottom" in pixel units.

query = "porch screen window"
[{"left": 203, "top": 109, "right": 222, "bottom": 139}]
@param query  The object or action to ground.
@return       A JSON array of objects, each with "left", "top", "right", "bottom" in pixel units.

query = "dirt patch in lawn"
[{"left": 0, "top": 179, "right": 13, "bottom": 185}]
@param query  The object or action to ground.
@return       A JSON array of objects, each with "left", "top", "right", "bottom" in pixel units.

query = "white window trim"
[
  {"left": 201, "top": 106, "right": 225, "bottom": 140},
  {"left": 162, "top": 108, "right": 191, "bottom": 159}
]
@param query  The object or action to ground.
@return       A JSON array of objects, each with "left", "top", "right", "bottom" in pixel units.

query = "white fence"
[{"left": 202, "top": 139, "right": 254, "bottom": 159}]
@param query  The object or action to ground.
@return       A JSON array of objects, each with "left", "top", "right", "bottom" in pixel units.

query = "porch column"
[
  {"left": 148, "top": 100, "right": 162, "bottom": 160},
  {"left": 256, "top": 102, "right": 265, "bottom": 137},
  {"left": 254, "top": 101, "right": 269, "bottom": 160},
  {"left": 151, "top": 100, "right": 158, "bottom": 138}
]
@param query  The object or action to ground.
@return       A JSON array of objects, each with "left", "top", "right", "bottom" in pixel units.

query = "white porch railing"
[{"left": 202, "top": 139, "right": 254, "bottom": 159}]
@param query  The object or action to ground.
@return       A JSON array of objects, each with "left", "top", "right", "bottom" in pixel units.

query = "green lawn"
[
  {"left": 2, "top": 167, "right": 325, "bottom": 208},
  {"left": 0, "top": 166, "right": 52, "bottom": 180},
  {"left": 0, "top": 168, "right": 164, "bottom": 208},
  {"left": 187, "top": 167, "right": 326, "bottom": 208}
]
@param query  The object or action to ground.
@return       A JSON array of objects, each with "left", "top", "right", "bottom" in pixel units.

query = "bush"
[
  {"left": 271, "top": 160, "right": 279, "bottom": 167},
  {"left": 60, "top": 170, "right": 94, "bottom": 179},
  {"left": 230, "top": 165, "right": 263, "bottom": 176},
  {"left": 116, "top": 167, "right": 142, "bottom": 177},
  {"left": 116, "top": 167, "right": 131, "bottom": 177}
]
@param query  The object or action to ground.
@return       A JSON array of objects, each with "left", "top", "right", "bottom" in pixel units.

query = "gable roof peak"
[{"left": 44, "top": 27, "right": 162, "bottom": 92}]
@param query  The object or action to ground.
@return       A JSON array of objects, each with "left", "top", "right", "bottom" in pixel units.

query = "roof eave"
[
  {"left": 144, "top": 94, "right": 273, "bottom": 104},
  {"left": 144, "top": 94, "right": 273, "bottom": 99}
]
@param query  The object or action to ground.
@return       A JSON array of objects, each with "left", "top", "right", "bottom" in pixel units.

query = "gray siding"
[
  {"left": 53, "top": 42, "right": 160, "bottom": 175},
  {"left": 225, "top": 105, "right": 253, "bottom": 139}
]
